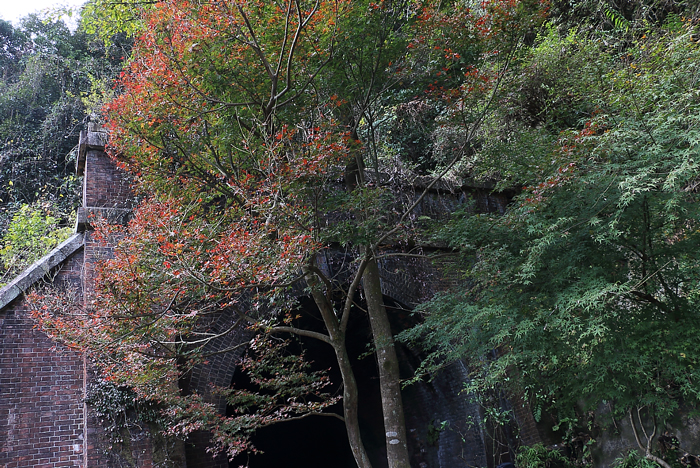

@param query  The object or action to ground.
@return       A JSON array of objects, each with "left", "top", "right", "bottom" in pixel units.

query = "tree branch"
[
  {"left": 269, "top": 325, "right": 332, "bottom": 344},
  {"left": 259, "top": 410, "right": 344, "bottom": 428},
  {"left": 629, "top": 408, "right": 672, "bottom": 468},
  {"left": 339, "top": 256, "right": 370, "bottom": 335}
]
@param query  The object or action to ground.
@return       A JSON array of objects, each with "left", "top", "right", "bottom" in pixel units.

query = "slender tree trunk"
[
  {"left": 363, "top": 255, "right": 411, "bottom": 468},
  {"left": 304, "top": 266, "right": 373, "bottom": 468},
  {"left": 335, "top": 339, "right": 373, "bottom": 468},
  {"left": 342, "top": 128, "right": 410, "bottom": 468}
]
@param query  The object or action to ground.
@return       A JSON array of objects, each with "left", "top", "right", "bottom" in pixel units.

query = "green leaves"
[
  {"left": 0, "top": 14, "right": 121, "bottom": 234},
  {"left": 403, "top": 20, "right": 700, "bottom": 433},
  {"left": 0, "top": 204, "right": 72, "bottom": 285}
]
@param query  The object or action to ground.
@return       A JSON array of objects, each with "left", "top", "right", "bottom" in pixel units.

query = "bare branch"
[
  {"left": 339, "top": 256, "right": 370, "bottom": 335},
  {"left": 235, "top": 3, "right": 275, "bottom": 82},
  {"left": 202, "top": 340, "right": 249, "bottom": 357},
  {"left": 258, "top": 410, "right": 344, "bottom": 428},
  {"left": 270, "top": 325, "right": 332, "bottom": 344},
  {"left": 630, "top": 408, "right": 672, "bottom": 468}
]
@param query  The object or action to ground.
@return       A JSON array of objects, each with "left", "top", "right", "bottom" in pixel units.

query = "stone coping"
[
  {"left": 76, "top": 128, "right": 108, "bottom": 177},
  {"left": 75, "top": 207, "right": 132, "bottom": 232},
  {"left": 0, "top": 233, "right": 84, "bottom": 310}
]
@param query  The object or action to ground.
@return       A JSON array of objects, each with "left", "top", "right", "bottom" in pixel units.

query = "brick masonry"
[
  {"left": 82, "top": 149, "right": 132, "bottom": 210},
  {"left": 0, "top": 127, "right": 541, "bottom": 468},
  {"left": 0, "top": 259, "right": 85, "bottom": 468},
  {"left": 0, "top": 129, "right": 151, "bottom": 468}
]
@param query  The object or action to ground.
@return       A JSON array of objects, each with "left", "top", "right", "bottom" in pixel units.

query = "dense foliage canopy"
[
  {"left": 0, "top": 11, "right": 123, "bottom": 275},
  {"left": 32, "top": 0, "right": 545, "bottom": 466},
  {"left": 22, "top": 0, "right": 700, "bottom": 467},
  {"left": 402, "top": 12, "right": 700, "bottom": 467}
]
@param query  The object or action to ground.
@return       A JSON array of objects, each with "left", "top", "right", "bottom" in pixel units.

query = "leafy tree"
[
  {"left": 0, "top": 203, "right": 73, "bottom": 285},
  {"left": 546, "top": 0, "right": 700, "bottom": 33},
  {"left": 0, "top": 13, "right": 122, "bottom": 232},
  {"left": 402, "top": 19, "right": 700, "bottom": 468},
  {"left": 0, "top": 19, "right": 28, "bottom": 81},
  {"left": 81, "top": 0, "right": 153, "bottom": 46},
  {"left": 31, "top": 0, "right": 546, "bottom": 466}
]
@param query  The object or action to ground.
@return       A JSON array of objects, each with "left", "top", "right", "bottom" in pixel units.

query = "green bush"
[
  {"left": 0, "top": 203, "right": 72, "bottom": 285},
  {"left": 517, "top": 443, "right": 572, "bottom": 468},
  {"left": 613, "top": 451, "right": 661, "bottom": 468}
]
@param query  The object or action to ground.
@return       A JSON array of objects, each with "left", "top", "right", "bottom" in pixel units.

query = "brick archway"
[{"left": 182, "top": 249, "right": 458, "bottom": 467}]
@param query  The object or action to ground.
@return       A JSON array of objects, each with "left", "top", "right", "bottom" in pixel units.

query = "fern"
[{"left": 605, "top": 7, "right": 630, "bottom": 32}]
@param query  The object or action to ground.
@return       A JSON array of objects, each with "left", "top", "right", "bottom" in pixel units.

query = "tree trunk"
[
  {"left": 342, "top": 123, "right": 410, "bottom": 467},
  {"left": 304, "top": 266, "right": 373, "bottom": 468},
  {"left": 363, "top": 256, "right": 411, "bottom": 468},
  {"left": 335, "top": 339, "right": 374, "bottom": 468}
]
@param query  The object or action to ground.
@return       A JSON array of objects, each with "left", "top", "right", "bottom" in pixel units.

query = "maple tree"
[
  {"left": 31, "top": 0, "right": 547, "bottom": 466},
  {"left": 402, "top": 16, "right": 700, "bottom": 468}
]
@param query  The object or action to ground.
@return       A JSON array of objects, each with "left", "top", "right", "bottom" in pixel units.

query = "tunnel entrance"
[
  {"left": 230, "top": 412, "right": 356, "bottom": 468},
  {"left": 221, "top": 293, "right": 488, "bottom": 468},
  {"left": 227, "top": 296, "right": 388, "bottom": 468}
]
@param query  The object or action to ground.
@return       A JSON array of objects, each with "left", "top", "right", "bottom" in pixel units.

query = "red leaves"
[
  {"left": 517, "top": 124, "right": 600, "bottom": 205},
  {"left": 58, "top": 0, "right": 553, "bottom": 458}
]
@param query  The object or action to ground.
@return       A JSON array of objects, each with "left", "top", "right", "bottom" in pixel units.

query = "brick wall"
[
  {"left": 510, "top": 393, "right": 543, "bottom": 447},
  {"left": 82, "top": 147, "right": 132, "bottom": 210},
  {"left": 0, "top": 252, "right": 86, "bottom": 468},
  {"left": 80, "top": 141, "right": 133, "bottom": 306},
  {"left": 79, "top": 143, "right": 159, "bottom": 468},
  {"left": 0, "top": 130, "right": 157, "bottom": 468}
]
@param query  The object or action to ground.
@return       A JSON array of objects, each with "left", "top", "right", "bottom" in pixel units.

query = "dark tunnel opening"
[
  {"left": 231, "top": 414, "right": 357, "bottom": 468},
  {"left": 227, "top": 296, "right": 394, "bottom": 468}
]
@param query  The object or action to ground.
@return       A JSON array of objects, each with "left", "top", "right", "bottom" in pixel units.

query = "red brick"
[{"left": 0, "top": 138, "right": 159, "bottom": 468}]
